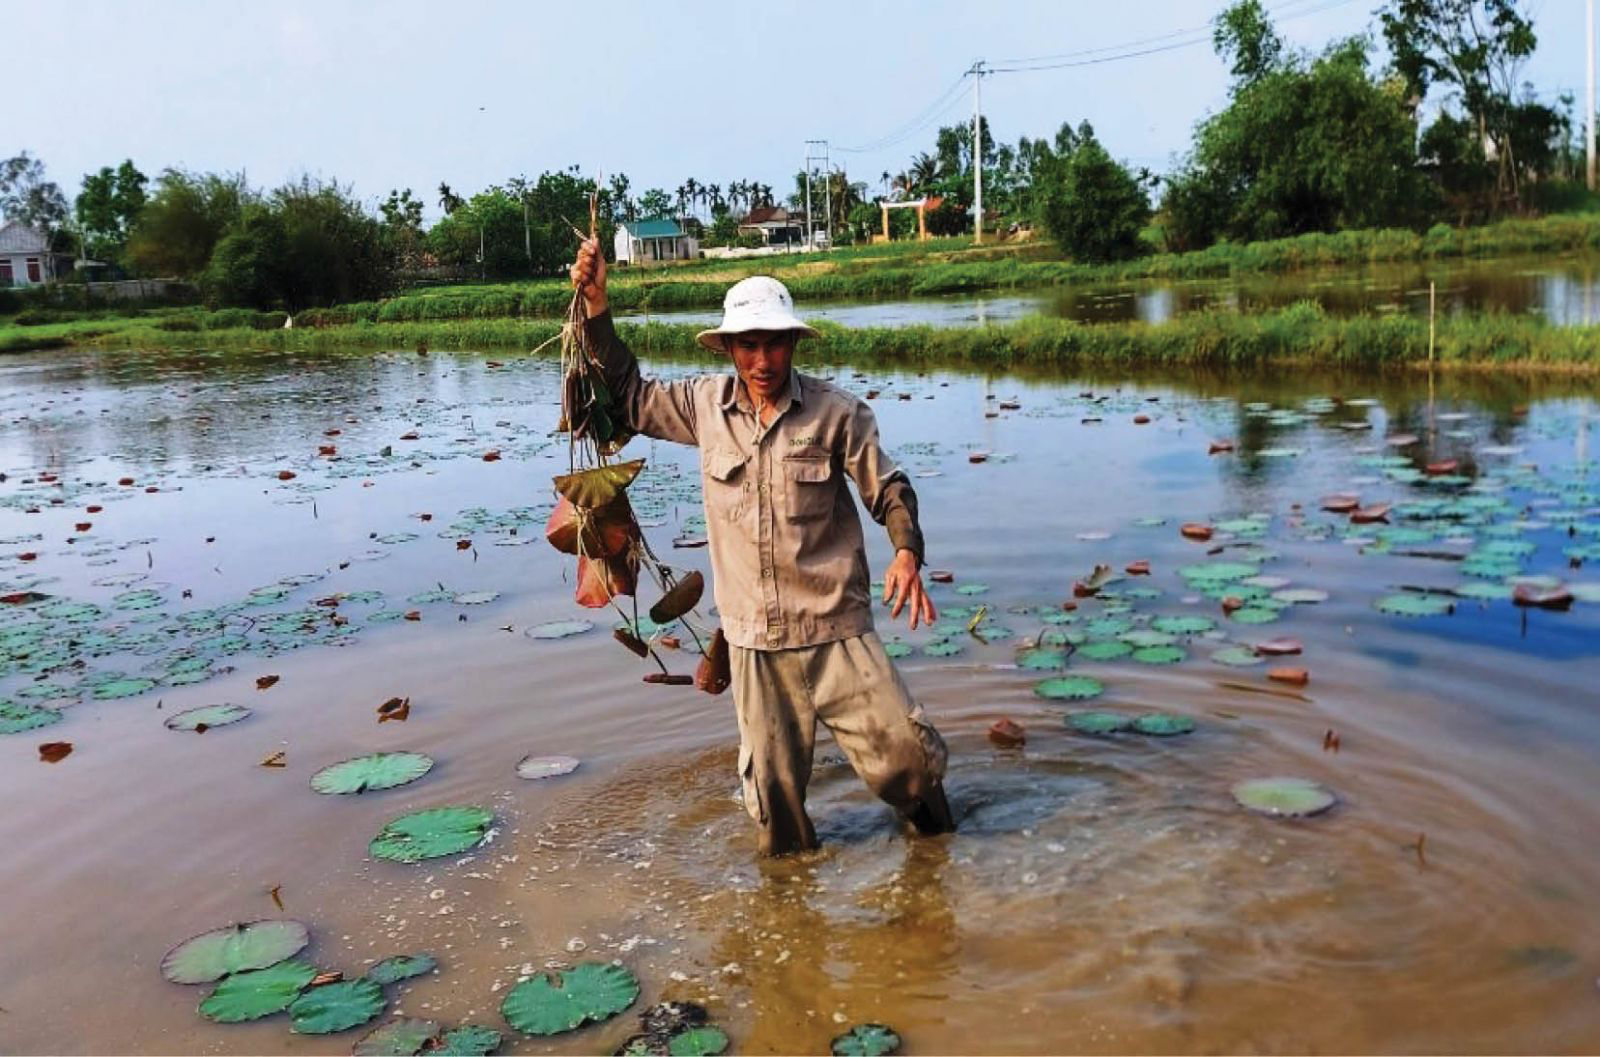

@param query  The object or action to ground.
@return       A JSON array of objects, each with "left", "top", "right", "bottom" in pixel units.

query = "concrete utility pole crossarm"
[{"left": 971, "top": 60, "right": 986, "bottom": 244}]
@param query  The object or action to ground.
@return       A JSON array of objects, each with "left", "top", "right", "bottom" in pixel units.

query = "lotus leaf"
[
  {"left": 1033, "top": 676, "right": 1104, "bottom": 701},
  {"left": 1177, "top": 562, "right": 1258, "bottom": 584},
  {"left": 1375, "top": 594, "right": 1454, "bottom": 617},
  {"left": 923, "top": 639, "right": 964, "bottom": 657},
  {"left": 500, "top": 961, "right": 639, "bottom": 1036},
  {"left": 452, "top": 591, "right": 500, "bottom": 605},
  {"left": 1084, "top": 618, "right": 1130, "bottom": 638},
  {"left": 1132, "top": 713, "right": 1196, "bottom": 736},
  {"left": 668, "top": 1027, "right": 730, "bottom": 1056},
  {"left": 313, "top": 752, "right": 434, "bottom": 795},
  {"left": 525, "top": 619, "right": 594, "bottom": 640},
  {"left": 1454, "top": 582, "right": 1513, "bottom": 601},
  {"left": 1076, "top": 640, "right": 1132, "bottom": 661},
  {"left": 831, "top": 1023, "right": 902, "bottom": 1056},
  {"left": 554, "top": 460, "right": 645, "bottom": 510},
  {"left": 1132, "top": 646, "right": 1186, "bottom": 665},
  {"left": 289, "top": 977, "right": 386, "bottom": 1034},
  {"left": 366, "top": 953, "right": 438, "bottom": 985},
  {"left": 0, "top": 701, "right": 63, "bottom": 734},
  {"left": 165, "top": 704, "right": 251, "bottom": 732},
  {"left": 370, "top": 806, "right": 493, "bottom": 863},
  {"left": 516, "top": 755, "right": 580, "bottom": 780},
  {"left": 954, "top": 583, "right": 989, "bottom": 595},
  {"left": 435, "top": 1024, "right": 504, "bottom": 1055},
  {"left": 1151, "top": 615, "right": 1216, "bottom": 635},
  {"left": 1210, "top": 646, "right": 1265, "bottom": 667},
  {"left": 1120, "top": 630, "right": 1176, "bottom": 649},
  {"left": 1016, "top": 648, "right": 1066, "bottom": 670},
  {"left": 198, "top": 959, "right": 318, "bottom": 1022},
  {"left": 881, "top": 641, "right": 913, "bottom": 659},
  {"left": 649, "top": 571, "right": 704, "bottom": 625},
  {"left": 1232, "top": 777, "right": 1337, "bottom": 817},
  {"left": 354, "top": 1018, "right": 440, "bottom": 1056},
  {"left": 91, "top": 676, "right": 157, "bottom": 699},
  {"left": 161, "top": 919, "right": 310, "bottom": 984},
  {"left": 1066, "top": 710, "right": 1132, "bottom": 734},
  {"left": 1228, "top": 607, "right": 1281, "bottom": 625}
]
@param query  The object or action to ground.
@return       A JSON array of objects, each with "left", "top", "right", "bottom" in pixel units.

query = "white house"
[
  {"left": 613, "top": 217, "right": 698, "bottom": 266},
  {"left": 0, "top": 220, "right": 72, "bottom": 286}
]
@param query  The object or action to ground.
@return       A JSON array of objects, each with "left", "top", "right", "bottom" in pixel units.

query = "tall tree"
[
  {"left": 1035, "top": 121, "right": 1151, "bottom": 262},
  {"left": 125, "top": 169, "right": 252, "bottom": 276},
  {"left": 0, "top": 152, "right": 70, "bottom": 243},
  {"left": 76, "top": 160, "right": 148, "bottom": 261},
  {"left": 1214, "top": 0, "right": 1284, "bottom": 86}
]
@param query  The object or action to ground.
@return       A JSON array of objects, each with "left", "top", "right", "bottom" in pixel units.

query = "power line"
[{"left": 836, "top": 72, "right": 972, "bottom": 154}]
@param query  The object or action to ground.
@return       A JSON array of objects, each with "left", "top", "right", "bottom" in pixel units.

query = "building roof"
[
  {"left": 738, "top": 206, "right": 795, "bottom": 226},
  {"left": 622, "top": 217, "right": 685, "bottom": 239},
  {"left": 0, "top": 220, "right": 51, "bottom": 255}
]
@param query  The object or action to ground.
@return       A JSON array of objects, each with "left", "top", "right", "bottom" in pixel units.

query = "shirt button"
[{"left": 761, "top": 567, "right": 772, "bottom": 578}]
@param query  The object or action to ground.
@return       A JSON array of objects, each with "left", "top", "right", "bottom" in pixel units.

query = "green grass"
[{"left": 10, "top": 301, "right": 1596, "bottom": 371}]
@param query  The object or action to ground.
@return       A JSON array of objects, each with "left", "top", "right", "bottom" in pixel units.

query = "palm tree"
[
  {"left": 437, "top": 181, "right": 463, "bottom": 215},
  {"left": 707, "top": 183, "right": 724, "bottom": 215},
  {"left": 909, "top": 152, "right": 939, "bottom": 193},
  {"left": 683, "top": 177, "right": 700, "bottom": 221},
  {"left": 675, "top": 184, "right": 688, "bottom": 220}
]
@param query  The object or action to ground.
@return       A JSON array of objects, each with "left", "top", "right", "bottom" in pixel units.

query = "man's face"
[{"left": 726, "top": 330, "right": 795, "bottom": 404}]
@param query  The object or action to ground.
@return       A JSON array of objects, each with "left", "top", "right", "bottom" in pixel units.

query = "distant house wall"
[{"left": 0, "top": 221, "right": 70, "bottom": 286}]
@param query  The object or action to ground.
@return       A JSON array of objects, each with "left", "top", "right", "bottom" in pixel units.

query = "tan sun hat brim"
[{"left": 696, "top": 321, "right": 821, "bottom": 353}]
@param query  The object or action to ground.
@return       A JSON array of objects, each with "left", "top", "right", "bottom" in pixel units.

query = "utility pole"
[
  {"left": 803, "top": 143, "right": 814, "bottom": 247},
  {"left": 803, "top": 139, "right": 828, "bottom": 248},
  {"left": 970, "top": 60, "right": 986, "bottom": 244},
  {"left": 1589, "top": 0, "right": 1596, "bottom": 190}
]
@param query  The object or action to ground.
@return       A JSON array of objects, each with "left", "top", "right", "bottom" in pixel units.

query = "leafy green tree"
[
  {"left": 126, "top": 169, "right": 251, "bottom": 276},
  {"left": 1163, "top": 21, "right": 1430, "bottom": 249},
  {"left": 75, "top": 160, "right": 148, "bottom": 262},
  {"left": 638, "top": 188, "right": 672, "bottom": 218},
  {"left": 379, "top": 188, "right": 426, "bottom": 270},
  {"left": 0, "top": 152, "right": 70, "bottom": 244},
  {"left": 1034, "top": 121, "right": 1150, "bottom": 262},
  {"left": 1214, "top": 0, "right": 1283, "bottom": 86},
  {"left": 426, "top": 168, "right": 612, "bottom": 279},
  {"left": 203, "top": 205, "right": 287, "bottom": 309}
]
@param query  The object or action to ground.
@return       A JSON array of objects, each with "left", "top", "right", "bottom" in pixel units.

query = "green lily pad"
[
  {"left": 525, "top": 620, "right": 594, "bottom": 640},
  {"left": 923, "top": 638, "right": 965, "bottom": 657},
  {"left": 1232, "top": 777, "right": 1337, "bottom": 818},
  {"left": 882, "top": 640, "right": 913, "bottom": 659},
  {"left": 1132, "top": 713, "right": 1196, "bottom": 736},
  {"left": 90, "top": 676, "right": 158, "bottom": 699},
  {"left": 1177, "top": 562, "right": 1258, "bottom": 584},
  {"left": 1210, "top": 646, "right": 1265, "bottom": 667},
  {"left": 1375, "top": 593, "right": 1454, "bottom": 617},
  {"left": 370, "top": 806, "right": 494, "bottom": 863},
  {"left": 1119, "top": 629, "right": 1176, "bottom": 649},
  {"left": 1066, "top": 710, "right": 1132, "bottom": 735},
  {"left": 435, "top": 1024, "right": 504, "bottom": 1055},
  {"left": 365, "top": 953, "right": 437, "bottom": 985},
  {"left": 1016, "top": 648, "right": 1067, "bottom": 670},
  {"left": 1132, "top": 645, "right": 1187, "bottom": 665},
  {"left": 452, "top": 591, "right": 500, "bottom": 605},
  {"left": 354, "top": 1018, "right": 440, "bottom": 1056},
  {"left": 500, "top": 961, "right": 639, "bottom": 1036},
  {"left": 1076, "top": 640, "right": 1132, "bottom": 661},
  {"left": 1228, "top": 607, "right": 1281, "bottom": 625},
  {"left": 313, "top": 752, "right": 435, "bottom": 795},
  {"left": 954, "top": 583, "right": 989, "bottom": 596},
  {"left": 1151, "top": 615, "right": 1216, "bottom": 635},
  {"left": 165, "top": 704, "right": 251, "bottom": 732},
  {"left": 162, "top": 920, "right": 311, "bottom": 984},
  {"left": 199, "top": 959, "right": 318, "bottom": 1022},
  {"left": 289, "top": 978, "right": 386, "bottom": 1034},
  {"left": 0, "top": 701, "right": 63, "bottom": 734},
  {"left": 1272, "top": 588, "right": 1329, "bottom": 604},
  {"left": 668, "top": 1026, "right": 730, "bottom": 1056},
  {"left": 831, "top": 1023, "right": 902, "bottom": 1056},
  {"left": 1033, "top": 675, "right": 1104, "bottom": 701}
]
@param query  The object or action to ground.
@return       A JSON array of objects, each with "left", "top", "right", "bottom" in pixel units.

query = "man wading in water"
[{"left": 571, "top": 238, "right": 956, "bottom": 856}]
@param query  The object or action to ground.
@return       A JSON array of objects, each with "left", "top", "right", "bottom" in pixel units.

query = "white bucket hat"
[{"left": 695, "top": 276, "right": 820, "bottom": 352}]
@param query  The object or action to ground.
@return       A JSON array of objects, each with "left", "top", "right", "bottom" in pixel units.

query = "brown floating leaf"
[
  {"left": 1208, "top": 439, "right": 1235, "bottom": 455},
  {"left": 1320, "top": 493, "right": 1360, "bottom": 514},
  {"left": 1133, "top": 414, "right": 1150, "bottom": 425},
  {"left": 324, "top": 428, "right": 342, "bottom": 437},
  {"left": 17, "top": 552, "right": 36, "bottom": 562},
  {"left": 658, "top": 634, "right": 681, "bottom": 650},
  {"left": 455, "top": 539, "right": 472, "bottom": 551},
  {"left": 1322, "top": 728, "right": 1342, "bottom": 753},
  {"left": 277, "top": 470, "right": 297, "bottom": 481},
  {"left": 118, "top": 477, "right": 135, "bottom": 486},
  {"left": 988, "top": 718, "right": 1026, "bottom": 747},
  {"left": 256, "top": 675, "right": 280, "bottom": 690},
  {"left": 1350, "top": 503, "right": 1392, "bottom": 524},
  {"left": 260, "top": 750, "right": 287, "bottom": 768},
  {"left": 318, "top": 445, "right": 337, "bottom": 457},
  {"left": 269, "top": 884, "right": 284, "bottom": 910},
  {"left": 39, "top": 741, "right": 72, "bottom": 763},
  {"left": 417, "top": 512, "right": 432, "bottom": 522},
  {"left": 481, "top": 450, "right": 502, "bottom": 462},
  {"left": 1425, "top": 459, "right": 1458, "bottom": 475},
  {"left": 400, "top": 430, "right": 420, "bottom": 441},
  {"left": 613, "top": 628, "right": 650, "bottom": 658},
  {"left": 1254, "top": 637, "right": 1303, "bottom": 656},
  {"left": 967, "top": 452, "right": 989, "bottom": 464},
  {"left": 403, "top": 610, "right": 422, "bottom": 621},
  {"left": 1268, "top": 667, "right": 1309, "bottom": 687},
  {"left": 644, "top": 673, "right": 694, "bottom": 686},
  {"left": 1180, "top": 522, "right": 1214, "bottom": 542},
  {"left": 86, "top": 504, "right": 103, "bottom": 513},
  {"left": 377, "top": 696, "right": 411, "bottom": 723},
  {"left": 1221, "top": 596, "right": 1245, "bottom": 614},
  {"left": 1125, "top": 560, "right": 1151, "bottom": 576},
  {"left": 1512, "top": 584, "right": 1574, "bottom": 610},
  {"left": 649, "top": 570, "right": 705, "bottom": 625},
  {"left": 75, "top": 521, "right": 92, "bottom": 532},
  {"left": 309, "top": 969, "right": 343, "bottom": 987}
]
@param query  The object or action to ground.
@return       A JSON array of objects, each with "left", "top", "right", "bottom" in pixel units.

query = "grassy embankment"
[{"left": 10, "top": 301, "right": 1597, "bottom": 371}]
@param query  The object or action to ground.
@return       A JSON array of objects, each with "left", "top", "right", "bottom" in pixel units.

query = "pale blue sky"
[{"left": 9, "top": 0, "right": 1590, "bottom": 219}]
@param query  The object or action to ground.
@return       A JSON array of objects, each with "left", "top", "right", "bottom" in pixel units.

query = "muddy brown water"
[{"left": 1, "top": 346, "right": 1597, "bottom": 1054}]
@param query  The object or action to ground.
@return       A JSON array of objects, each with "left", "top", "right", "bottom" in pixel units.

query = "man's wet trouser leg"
[{"left": 731, "top": 632, "right": 953, "bottom": 856}]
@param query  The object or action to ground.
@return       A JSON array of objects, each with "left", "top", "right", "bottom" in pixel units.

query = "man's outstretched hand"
[
  {"left": 883, "top": 548, "right": 936, "bottom": 630},
  {"left": 569, "top": 236, "right": 608, "bottom": 318}
]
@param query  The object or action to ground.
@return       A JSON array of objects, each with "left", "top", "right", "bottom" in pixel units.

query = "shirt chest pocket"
[
  {"left": 783, "top": 458, "right": 836, "bottom": 522},
  {"left": 703, "top": 449, "right": 749, "bottom": 522}
]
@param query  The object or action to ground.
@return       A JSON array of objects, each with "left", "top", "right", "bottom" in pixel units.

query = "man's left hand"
[{"left": 883, "top": 549, "right": 936, "bottom": 630}]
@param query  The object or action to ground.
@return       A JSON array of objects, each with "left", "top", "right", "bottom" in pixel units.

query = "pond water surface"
[
  {"left": 1, "top": 345, "right": 1597, "bottom": 1054},
  {"left": 620, "top": 254, "right": 1600, "bottom": 331}
]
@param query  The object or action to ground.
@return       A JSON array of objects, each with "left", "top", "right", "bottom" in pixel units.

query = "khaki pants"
[{"left": 731, "top": 631, "right": 954, "bottom": 856}]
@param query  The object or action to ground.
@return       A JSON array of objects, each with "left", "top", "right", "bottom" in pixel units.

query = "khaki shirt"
[{"left": 587, "top": 311, "right": 924, "bottom": 650}]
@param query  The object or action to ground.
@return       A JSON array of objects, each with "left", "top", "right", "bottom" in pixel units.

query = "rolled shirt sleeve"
[{"left": 841, "top": 398, "right": 926, "bottom": 566}]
